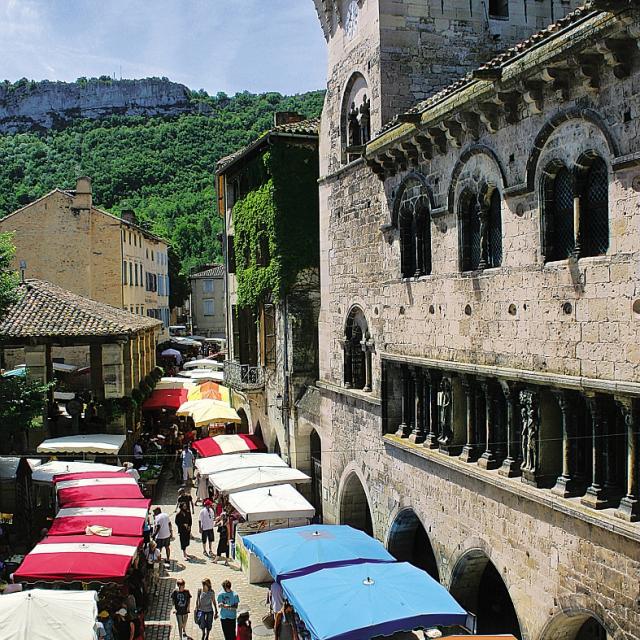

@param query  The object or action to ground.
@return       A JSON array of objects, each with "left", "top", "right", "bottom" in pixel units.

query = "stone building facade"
[
  {"left": 189, "top": 265, "right": 226, "bottom": 338},
  {"left": 0, "top": 177, "right": 170, "bottom": 366},
  {"left": 310, "top": 1, "right": 640, "bottom": 638},
  {"left": 216, "top": 115, "right": 323, "bottom": 513}
]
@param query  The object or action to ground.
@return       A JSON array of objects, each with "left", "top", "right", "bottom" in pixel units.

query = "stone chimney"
[
  {"left": 121, "top": 209, "right": 137, "bottom": 225},
  {"left": 73, "top": 176, "right": 92, "bottom": 210},
  {"left": 274, "top": 111, "right": 305, "bottom": 127}
]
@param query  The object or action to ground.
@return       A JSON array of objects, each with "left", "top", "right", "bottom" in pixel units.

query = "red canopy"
[
  {"left": 142, "top": 388, "right": 188, "bottom": 410},
  {"left": 55, "top": 472, "right": 144, "bottom": 506},
  {"left": 13, "top": 535, "right": 141, "bottom": 584},
  {"left": 48, "top": 498, "right": 151, "bottom": 537},
  {"left": 192, "top": 433, "right": 267, "bottom": 458}
]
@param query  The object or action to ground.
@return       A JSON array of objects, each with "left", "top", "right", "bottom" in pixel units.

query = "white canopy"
[
  {"left": 229, "top": 484, "right": 315, "bottom": 522},
  {"left": 195, "top": 452, "right": 288, "bottom": 477},
  {"left": 209, "top": 465, "right": 311, "bottom": 494},
  {"left": 155, "top": 377, "right": 196, "bottom": 390},
  {"left": 178, "top": 369, "right": 224, "bottom": 382},
  {"left": 37, "top": 434, "right": 126, "bottom": 455},
  {"left": 183, "top": 359, "right": 223, "bottom": 371},
  {"left": 32, "top": 461, "right": 124, "bottom": 484},
  {"left": 0, "top": 588, "right": 98, "bottom": 640}
]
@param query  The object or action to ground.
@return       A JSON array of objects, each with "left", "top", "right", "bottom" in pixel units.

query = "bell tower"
[{"left": 313, "top": 0, "right": 582, "bottom": 175}]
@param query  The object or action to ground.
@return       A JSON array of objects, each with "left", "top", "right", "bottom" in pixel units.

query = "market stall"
[
  {"left": 0, "top": 588, "right": 99, "bottom": 640},
  {"left": 36, "top": 434, "right": 126, "bottom": 458},
  {"left": 54, "top": 472, "right": 144, "bottom": 506},
  {"left": 280, "top": 561, "right": 473, "bottom": 640},
  {"left": 177, "top": 399, "right": 241, "bottom": 427},
  {"left": 155, "top": 377, "right": 196, "bottom": 390},
  {"left": 31, "top": 461, "right": 124, "bottom": 484},
  {"left": 13, "top": 535, "right": 142, "bottom": 584},
  {"left": 241, "top": 524, "right": 394, "bottom": 581},
  {"left": 178, "top": 369, "right": 224, "bottom": 382},
  {"left": 209, "top": 465, "right": 311, "bottom": 494},
  {"left": 192, "top": 433, "right": 267, "bottom": 457},
  {"left": 48, "top": 498, "right": 151, "bottom": 537},
  {"left": 187, "top": 380, "right": 230, "bottom": 403},
  {"left": 233, "top": 485, "right": 315, "bottom": 583},
  {"left": 142, "top": 388, "right": 188, "bottom": 411},
  {"left": 195, "top": 452, "right": 287, "bottom": 477},
  {"left": 183, "top": 358, "right": 223, "bottom": 371}
]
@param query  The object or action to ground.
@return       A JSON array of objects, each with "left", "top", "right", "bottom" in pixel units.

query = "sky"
[{"left": 0, "top": 0, "right": 328, "bottom": 96}]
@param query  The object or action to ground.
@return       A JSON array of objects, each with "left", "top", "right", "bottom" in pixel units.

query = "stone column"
[
  {"left": 615, "top": 397, "right": 639, "bottom": 522},
  {"left": 581, "top": 394, "right": 608, "bottom": 509},
  {"left": 460, "top": 375, "right": 478, "bottom": 463},
  {"left": 343, "top": 341, "right": 353, "bottom": 389},
  {"left": 90, "top": 343, "right": 104, "bottom": 402},
  {"left": 572, "top": 190, "right": 581, "bottom": 258},
  {"left": 362, "top": 338, "right": 372, "bottom": 393},
  {"left": 478, "top": 379, "right": 499, "bottom": 470},
  {"left": 409, "top": 369, "right": 426, "bottom": 444},
  {"left": 499, "top": 381, "right": 521, "bottom": 477},
  {"left": 131, "top": 336, "right": 140, "bottom": 387},
  {"left": 551, "top": 389, "right": 579, "bottom": 497},
  {"left": 424, "top": 370, "right": 440, "bottom": 449},
  {"left": 477, "top": 203, "right": 489, "bottom": 270},
  {"left": 396, "top": 366, "right": 410, "bottom": 437}
]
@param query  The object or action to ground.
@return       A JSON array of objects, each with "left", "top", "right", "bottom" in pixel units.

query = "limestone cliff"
[{"left": 0, "top": 78, "right": 204, "bottom": 133}]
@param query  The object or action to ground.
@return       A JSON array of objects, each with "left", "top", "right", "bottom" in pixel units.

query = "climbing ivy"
[{"left": 233, "top": 141, "right": 319, "bottom": 308}]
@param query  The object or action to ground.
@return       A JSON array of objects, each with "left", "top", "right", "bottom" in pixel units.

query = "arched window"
[
  {"left": 579, "top": 157, "right": 609, "bottom": 258},
  {"left": 460, "top": 191, "right": 481, "bottom": 272},
  {"left": 486, "top": 189, "right": 502, "bottom": 268},
  {"left": 342, "top": 73, "right": 370, "bottom": 164},
  {"left": 399, "top": 203, "right": 415, "bottom": 278},
  {"left": 344, "top": 307, "right": 373, "bottom": 392},
  {"left": 396, "top": 177, "right": 433, "bottom": 278},
  {"left": 543, "top": 166, "right": 575, "bottom": 262}
]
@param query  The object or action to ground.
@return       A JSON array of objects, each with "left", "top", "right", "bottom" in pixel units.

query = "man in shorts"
[
  {"left": 181, "top": 444, "right": 194, "bottom": 487},
  {"left": 153, "top": 506, "right": 173, "bottom": 564},
  {"left": 199, "top": 499, "right": 216, "bottom": 557}
]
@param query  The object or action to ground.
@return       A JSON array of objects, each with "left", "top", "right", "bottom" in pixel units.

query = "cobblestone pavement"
[{"left": 144, "top": 474, "right": 270, "bottom": 640}]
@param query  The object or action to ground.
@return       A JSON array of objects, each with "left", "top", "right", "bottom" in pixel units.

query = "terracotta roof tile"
[
  {"left": 0, "top": 279, "right": 161, "bottom": 340},
  {"left": 190, "top": 265, "right": 225, "bottom": 278}
]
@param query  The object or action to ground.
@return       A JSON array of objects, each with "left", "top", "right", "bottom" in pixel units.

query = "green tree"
[
  {"left": 0, "top": 231, "right": 19, "bottom": 318},
  {"left": 168, "top": 245, "right": 189, "bottom": 310}
]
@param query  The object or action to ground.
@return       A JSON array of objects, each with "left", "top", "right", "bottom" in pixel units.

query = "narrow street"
[{"left": 144, "top": 475, "right": 269, "bottom": 640}]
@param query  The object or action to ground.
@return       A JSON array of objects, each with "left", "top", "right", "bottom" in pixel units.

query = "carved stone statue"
[
  {"left": 437, "top": 377, "right": 453, "bottom": 445},
  {"left": 519, "top": 389, "right": 538, "bottom": 473},
  {"left": 348, "top": 101, "right": 361, "bottom": 147},
  {"left": 359, "top": 95, "right": 371, "bottom": 144}
]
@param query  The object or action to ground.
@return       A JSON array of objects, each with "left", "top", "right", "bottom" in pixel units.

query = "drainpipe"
[{"left": 282, "top": 296, "right": 291, "bottom": 464}]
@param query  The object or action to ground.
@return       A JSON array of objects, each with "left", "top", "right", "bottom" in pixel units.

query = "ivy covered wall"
[{"left": 233, "top": 140, "right": 319, "bottom": 308}]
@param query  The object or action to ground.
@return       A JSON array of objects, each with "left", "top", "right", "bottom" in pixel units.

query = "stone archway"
[
  {"left": 338, "top": 471, "right": 373, "bottom": 536},
  {"left": 236, "top": 408, "right": 250, "bottom": 434},
  {"left": 449, "top": 549, "right": 522, "bottom": 638},
  {"left": 387, "top": 508, "right": 439, "bottom": 581},
  {"left": 540, "top": 610, "right": 610, "bottom": 640},
  {"left": 310, "top": 429, "right": 323, "bottom": 522}
]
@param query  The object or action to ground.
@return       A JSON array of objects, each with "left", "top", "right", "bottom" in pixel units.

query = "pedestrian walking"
[
  {"left": 199, "top": 499, "right": 216, "bottom": 557},
  {"left": 175, "top": 501, "right": 193, "bottom": 561},
  {"left": 153, "top": 506, "right": 173, "bottom": 565},
  {"left": 195, "top": 469, "right": 208, "bottom": 505},
  {"left": 113, "top": 607, "right": 135, "bottom": 640},
  {"left": 236, "top": 610, "right": 252, "bottom": 640},
  {"left": 195, "top": 578, "right": 218, "bottom": 640},
  {"left": 274, "top": 601, "right": 298, "bottom": 640},
  {"left": 171, "top": 578, "right": 192, "bottom": 639},
  {"left": 214, "top": 513, "right": 230, "bottom": 565},
  {"left": 176, "top": 487, "right": 195, "bottom": 514},
  {"left": 181, "top": 444, "right": 195, "bottom": 486},
  {"left": 143, "top": 540, "right": 161, "bottom": 595},
  {"left": 217, "top": 579, "right": 239, "bottom": 640}
]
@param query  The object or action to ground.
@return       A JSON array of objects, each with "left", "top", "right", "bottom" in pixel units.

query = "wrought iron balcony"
[{"left": 223, "top": 360, "right": 264, "bottom": 391}]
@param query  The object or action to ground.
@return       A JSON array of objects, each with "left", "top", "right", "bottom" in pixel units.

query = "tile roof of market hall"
[
  {"left": 0, "top": 279, "right": 161, "bottom": 341},
  {"left": 374, "top": 3, "right": 602, "bottom": 137},
  {"left": 215, "top": 117, "right": 320, "bottom": 173}
]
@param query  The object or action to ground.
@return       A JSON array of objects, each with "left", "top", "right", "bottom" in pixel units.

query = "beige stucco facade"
[
  {"left": 189, "top": 266, "right": 226, "bottom": 338},
  {"left": 0, "top": 177, "right": 170, "bottom": 330}
]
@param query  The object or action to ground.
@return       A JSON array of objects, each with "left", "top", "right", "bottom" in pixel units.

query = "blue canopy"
[
  {"left": 280, "top": 561, "right": 470, "bottom": 640},
  {"left": 241, "top": 524, "right": 394, "bottom": 580}
]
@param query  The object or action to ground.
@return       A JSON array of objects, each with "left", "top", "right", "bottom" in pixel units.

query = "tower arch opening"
[
  {"left": 387, "top": 508, "right": 439, "bottom": 581},
  {"left": 449, "top": 549, "right": 522, "bottom": 638},
  {"left": 338, "top": 471, "right": 373, "bottom": 536}
]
